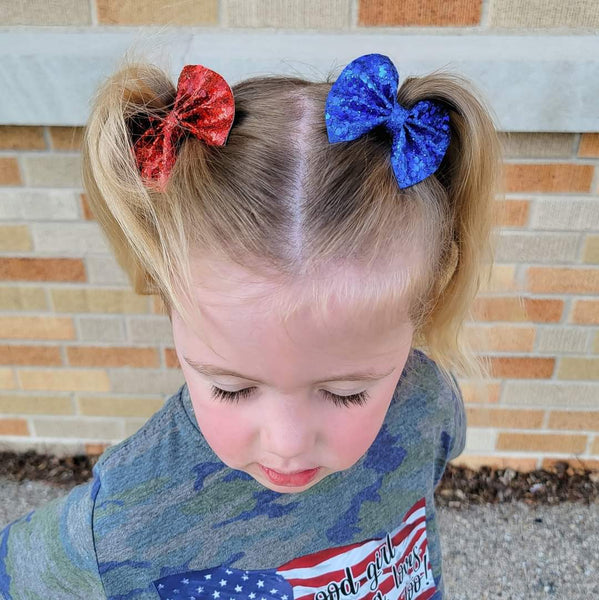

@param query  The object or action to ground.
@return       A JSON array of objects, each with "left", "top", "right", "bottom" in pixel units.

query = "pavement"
[{"left": 1, "top": 478, "right": 598, "bottom": 599}]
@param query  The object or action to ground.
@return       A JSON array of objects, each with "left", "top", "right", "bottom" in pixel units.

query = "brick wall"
[{"left": 0, "top": 0, "right": 598, "bottom": 471}]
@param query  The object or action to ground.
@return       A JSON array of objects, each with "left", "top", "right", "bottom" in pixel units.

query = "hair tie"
[
  {"left": 325, "top": 53, "right": 451, "bottom": 189},
  {"left": 133, "top": 64, "right": 235, "bottom": 192}
]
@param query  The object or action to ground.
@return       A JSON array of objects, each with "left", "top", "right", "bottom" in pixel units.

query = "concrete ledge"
[{"left": 0, "top": 28, "right": 597, "bottom": 131}]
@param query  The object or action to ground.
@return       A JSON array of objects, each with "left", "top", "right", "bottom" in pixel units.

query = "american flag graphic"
[{"left": 153, "top": 497, "right": 437, "bottom": 600}]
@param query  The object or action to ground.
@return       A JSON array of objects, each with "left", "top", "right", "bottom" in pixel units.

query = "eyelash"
[{"left": 209, "top": 386, "right": 370, "bottom": 408}]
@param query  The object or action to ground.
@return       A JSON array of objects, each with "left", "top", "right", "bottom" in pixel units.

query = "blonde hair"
[{"left": 82, "top": 49, "right": 504, "bottom": 400}]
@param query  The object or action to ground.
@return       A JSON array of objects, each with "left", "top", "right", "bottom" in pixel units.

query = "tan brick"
[
  {"left": 592, "top": 437, "right": 599, "bottom": 455},
  {"left": 472, "top": 297, "right": 563, "bottom": 322},
  {"left": 479, "top": 265, "right": 518, "bottom": 293},
  {"left": 51, "top": 288, "right": 150, "bottom": 314},
  {"left": 79, "top": 317, "right": 126, "bottom": 343},
  {"left": 109, "top": 368, "right": 182, "bottom": 395},
  {"left": 499, "top": 132, "right": 575, "bottom": 158},
  {"left": 497, "top": 231, "right": 580, "bottom": 264},
  {"left": 0, "top": 125, "right": 45, "bottom": 150},
  {"left": 0, "top": 418, "right": 29, "bottom": 436},
  {"left": 0, "top": 393, "right": 73, "bottom": 415},
  {"left": 557, "top": 358, "right": 599, "bottom": 380},
  {"left": 124, "top": 418, "right": 148, "bottom": 437},
  {"left": 571, "top": 299, "right": 599, "bottom": 324},
  {"left": 33, "top": 416, "right": 122, "bottom": 439},
  {"left": 532, "top": 198, "right": 599, "bottom": 231},
  {"left": 2, "top": 0, "right": 91, "bottom": 25},
  {"left": 0, "top": 286, "right": 47, "bottom": 311},
  {"left": 458, "top": 381, "right": 500, "bottom": 404},
  {"left": 224, "top": 0, "right": 352, "bottom": 28},
  {"left": 0, "top": 226, "right": 32, "bottom": 252},
  {"left": 48, "top": 126, "right": 84, "bottom": 151},
  {"left": 67, "top": 346, "right": 160, "bottom": 368},
  {"left": 19, "top": 369, "right": 110, "bottom": 392},
  {"left": 527, "top": 267, "right": 599, "bottom": 294},
  {"left": 358, "top": 0, "right": 482, "bottom": 26},
  {"left": 78, "top": 395, "right": 164, "bottom": 417},
  {"left": 536, "top": 327, "right": 587, "bottom": 354},
  {"left": 583, "top": 235, "right": 599, "bottom": 264},
  {"left": 0, "top": 157, "right": 21, "bottom": 185},
  {"left": 497, "top": 432, "right": 586, "bottom": 453},
  {"left": 451, "top": 455, "right": 537, "bottom": 471},
  {"left": 462, "top": 422, "right": 499, "bottom": 450},
  {"left": 0, "top": 317, "right": 75, "bottom": 340},
  {"left": 548, "top": 410, "right": 599, "bottom": 431},
  {"left": 21, "top": 155, "right": 81, "bottom": 188},
  {"left": 465, "top": 325, "right": 535, "bottom": 352},
  {"left": 97, "top": 0, "right": 218, "bottom": 25},
  {"left": 504, "top": 163, "right": 593, "bottom": 193},
  {"left": 489, "top": 0, "right": 599, "bottom": 29},
  {"left": 0, "top": 345, "right": 62, "bottom": 366},
  {"left": 0, "top": 368, "right": 16, "bottom": 389},
  {"left": 0, "top": 258, "right": 86, "bottom": 282},
  {"left": 466, "top": 407, "right": 543, "bottom": 429},
  {"left": 502, "top": 381, "right": 599, "bottom": 409},
  {"left": 494, "top": 199, "right": 529, "bottom": 228}
]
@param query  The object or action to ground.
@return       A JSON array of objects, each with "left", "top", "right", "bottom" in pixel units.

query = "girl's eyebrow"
[{"left": 183, "top": 357, "right": 395, "bottom": 384}]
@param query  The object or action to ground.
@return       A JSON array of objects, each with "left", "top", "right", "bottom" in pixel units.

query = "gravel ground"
[{"left": 1, "top": 478, "right": 598, "bottom": 599}]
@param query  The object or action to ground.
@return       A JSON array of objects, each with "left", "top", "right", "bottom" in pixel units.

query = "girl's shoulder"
[
  {"left": 92, "top": 382, "right": 192, "bottom": 475},
  {"left": 395, "top": 347, "right": 467, "bottom": 460},
  {"left": 396, "top": 347, "right": 454, "bottom": 401}
]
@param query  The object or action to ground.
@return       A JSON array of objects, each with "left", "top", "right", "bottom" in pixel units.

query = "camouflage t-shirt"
[{"left": 0, "top": 348, "right": 467, "bottom": 600}]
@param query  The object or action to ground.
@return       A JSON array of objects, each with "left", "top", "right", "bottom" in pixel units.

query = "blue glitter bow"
[{"left": 325, "top": 53, "right": 451, "bottom": 189}]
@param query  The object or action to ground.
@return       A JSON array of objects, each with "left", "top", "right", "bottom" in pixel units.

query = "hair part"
[{"left": 82, "top": 48, "right": 504, "bottom": 401}]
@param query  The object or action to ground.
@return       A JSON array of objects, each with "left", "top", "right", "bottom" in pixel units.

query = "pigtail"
[
  {"left": 397, "top": 69, "right": 505, "bottom": 399},
  {"left": 81, "top": 52, "right": 203, "bottom": 328}
]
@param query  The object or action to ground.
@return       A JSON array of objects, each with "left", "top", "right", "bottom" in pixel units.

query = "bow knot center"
[
  {"left": 387, "top": 101, "right": 409, "bottom": 132},
  {"left": 163, "top": 111, "right": 180, "bottom": 131}
]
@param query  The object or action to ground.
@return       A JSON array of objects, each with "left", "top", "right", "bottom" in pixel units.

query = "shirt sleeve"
[{"left": 0, "top": 472, "right": 105, "bottom": 599}]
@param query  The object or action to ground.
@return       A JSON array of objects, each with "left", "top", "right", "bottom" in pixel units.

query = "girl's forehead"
[
  {"left": 191, "top": 254, "right": 415, "bottom": 302},
  {"left": 185, "top": 253, "right": 416, "bottom": 341},
  {"left": 178, "top": 284, "right": 412, "bottom": 361}
]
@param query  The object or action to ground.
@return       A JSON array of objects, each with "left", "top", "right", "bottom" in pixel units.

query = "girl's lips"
[{"left": 259, "top": 464, "right": 320, "bottom": 487}]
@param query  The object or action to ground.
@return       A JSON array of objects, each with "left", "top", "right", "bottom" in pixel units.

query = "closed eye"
[{"left": 209, "top": 386, "right": 369, "bottom": 407}]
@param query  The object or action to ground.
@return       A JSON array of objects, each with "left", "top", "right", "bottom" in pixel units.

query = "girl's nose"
[{"left": 260, "top": 395, "right": 317, "bottom": 460}]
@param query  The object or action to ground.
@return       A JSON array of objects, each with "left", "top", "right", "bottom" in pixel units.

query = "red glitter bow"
[{"left": 133, "top": 64, "right": 235, "bottom": 192}]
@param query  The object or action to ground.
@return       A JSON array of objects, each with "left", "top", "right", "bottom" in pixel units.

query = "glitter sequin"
[
  {"left": 133, "top": 64, "right": 235, "bottom": 192},
  {"left": 325, "top": 53, "right": 451, "bottom": 189}
]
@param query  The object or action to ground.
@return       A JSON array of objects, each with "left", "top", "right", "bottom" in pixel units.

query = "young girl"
[{"left": 0, "top": 51, "right": 503, "bottom": 599}]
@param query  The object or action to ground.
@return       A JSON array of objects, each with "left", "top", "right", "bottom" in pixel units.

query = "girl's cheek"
[
  {"left": 329, "top": 412, "right": 383, "bottom": 466},
  {"left": 188, "top": 385, "right": 254, "bottom": 461}
]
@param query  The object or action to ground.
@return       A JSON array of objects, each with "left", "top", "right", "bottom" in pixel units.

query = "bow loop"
[
  {"left": 133, "top": 64, "right": 235, "bottom": 192},
  {"left": 325, "top": 53, "right": 451, "bottom": 189}
]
